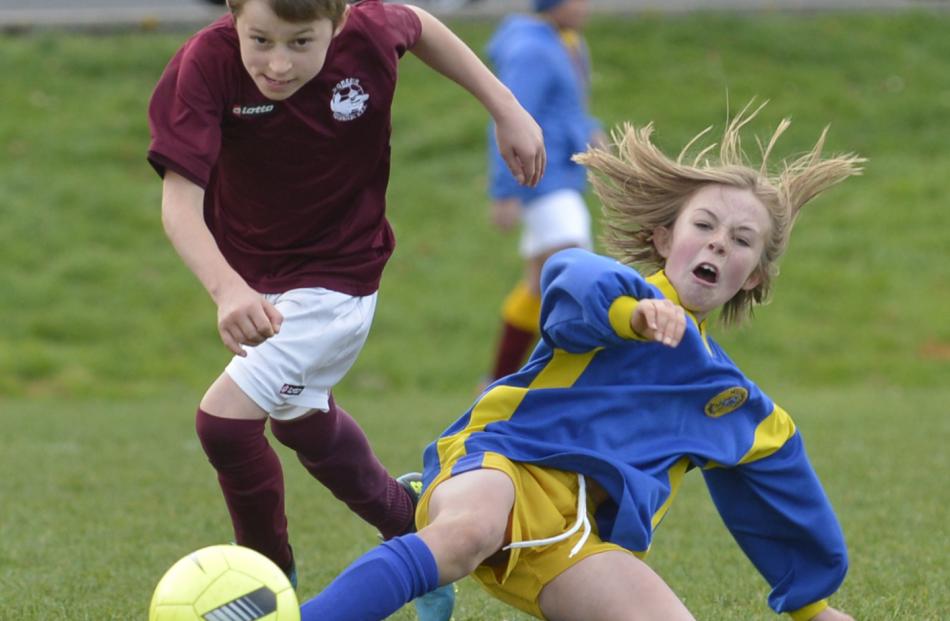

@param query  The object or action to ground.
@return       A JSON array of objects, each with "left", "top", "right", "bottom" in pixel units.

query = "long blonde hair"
[{"left": 574, "top": 101, "right": 865, "bottom": 325}]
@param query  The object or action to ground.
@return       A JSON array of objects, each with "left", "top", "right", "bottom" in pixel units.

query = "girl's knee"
[{"left": 423, "top": 509, "right": 508, "bottom": 574}]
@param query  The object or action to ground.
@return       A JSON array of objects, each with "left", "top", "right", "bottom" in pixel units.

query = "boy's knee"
[
  {"left": 195, "top": 408, "right": 266, "bottom": 464},
  {"left": 268, "top": 407, "right": 339, "bottom": 456}
]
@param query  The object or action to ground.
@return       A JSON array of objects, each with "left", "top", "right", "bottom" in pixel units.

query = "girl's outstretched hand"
[
  {"left": 812, "top": 607, "right": 855, "bottom": 621},
  {"left": 631, "top": 298, "right": 686, "bottom": 347}
]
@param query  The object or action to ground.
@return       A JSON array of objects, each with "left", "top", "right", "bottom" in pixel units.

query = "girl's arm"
[
  {"left": 812, "top": 608, "right": 855, "bottom": 621},
  {"left": 701, "top": 432, "right": 850, "bottom": 620},
  {"left": 161, "top": 171, "right": 282, "bottom": 356},
  {"left": 404, "top": 6, "right": 545, "bottom": 188},
  {"left": 538, "top": 249, "right": 684, "bottom": 352}
]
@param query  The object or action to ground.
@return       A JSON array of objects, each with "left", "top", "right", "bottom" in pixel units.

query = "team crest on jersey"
[
  {"left": 231, "top": 103, "right": 276, "bottom": 117},
  {"left": 330, "top": 78, "right": 369, "bottom": 121},
  {"left": 704, "top": 387, "right": 748, "bottom": 418}
]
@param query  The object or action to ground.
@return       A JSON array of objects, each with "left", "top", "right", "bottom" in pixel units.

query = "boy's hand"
[
  {"left": 494, "top": 104, "right": 546, "bottom": 187},
  {"left": 490, "top": 197, "right": 521, "bottom": 231},
  {"left": 812, "top": 607, "right": 855, "bottom": 621},
  {"left": 631, "top": 299, "right": 686, "bottom": 347},
  {"left": 215, "top": 283, "right": 284, "bottom": 356}
]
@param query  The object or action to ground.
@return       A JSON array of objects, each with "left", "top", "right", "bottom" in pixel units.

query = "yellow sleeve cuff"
[
  {"left": 607, "top": 296, "right": 645, "bottom": 340},
  {"left": 789, "top": 599, "right": 829, "bottom": 621}
]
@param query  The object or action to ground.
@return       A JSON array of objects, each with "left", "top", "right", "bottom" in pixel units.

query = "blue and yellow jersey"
[{"left": 422, "top": 248, "right": 847, "bottom": 617}]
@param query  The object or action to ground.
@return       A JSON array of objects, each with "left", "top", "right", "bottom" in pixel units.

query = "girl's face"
[
  {"left": 234, "top": 0, "right": 340, "bottom": 101},
  {"left": 653, "top": 184, "right": 770, "bottom": 321}
]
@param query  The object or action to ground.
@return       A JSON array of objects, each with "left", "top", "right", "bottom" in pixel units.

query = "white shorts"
[
  {"left": 225, "top": 287, "right": 377, "bottom": 421},
  {"left": 519, "top": 189, "right": 592, "bottom": 259}
]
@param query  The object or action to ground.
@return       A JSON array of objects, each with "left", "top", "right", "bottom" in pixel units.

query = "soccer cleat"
[
  {"left": 395, "top": 472, "right": 457, "bottom": 621},
  {"left": 390, "top": 471, "right": 424, "bottom": 540},
  {"left": 278, "top": 543, "right": 298, "bottom": 590},
  {"left": 229, "top": 540, "right": 297, "bottom": 589},
  {"left": 414, "top": 582, "right": 457, "bottom": 621},
  {"left": 396, "top": 471, "right": 426, "bottom": 526},
  {"left": 285, "top": 558, "right": 298, "bottom": 590}
]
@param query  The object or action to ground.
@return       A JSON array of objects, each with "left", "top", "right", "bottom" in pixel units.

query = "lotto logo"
[
  {"left": 279, "top": 384, "right": 304, "bottom": 396},
  {"left": 232, "top": 103, "right": 276, "bottom": 117}
]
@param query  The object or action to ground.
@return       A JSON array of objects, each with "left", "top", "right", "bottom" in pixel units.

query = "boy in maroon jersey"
[{"left": 146, "top": 0, "right": 544, "bottom": 612}]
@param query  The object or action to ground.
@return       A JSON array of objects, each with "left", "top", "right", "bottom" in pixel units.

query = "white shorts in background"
[
  {"left": 225, "top": 287, "right": 377, "bottom": 421},
  {"left": 519, "top": 189, "right": 592, "bottom": 259}
]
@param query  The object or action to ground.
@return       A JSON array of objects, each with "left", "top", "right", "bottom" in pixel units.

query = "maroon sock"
[
  {"left": 269, "top": 396, "right": 414, "bottom": 540},
  {"left": 491, "top": 322, "right": 539, "bottom": 380},
  {"left": 195, "top": 409, "right": 293, "bottom": 571}
]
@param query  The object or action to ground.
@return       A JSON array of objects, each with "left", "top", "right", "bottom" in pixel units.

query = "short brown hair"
[
  {"left": 575, "top": 101, "right": 865, "bottom": 325},
  {"left": 227, "top": 0, "right": 347, "bottom": 26}
]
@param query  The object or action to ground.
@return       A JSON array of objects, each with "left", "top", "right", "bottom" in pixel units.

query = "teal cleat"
[
  {"left": 413, "top": 582, "right": 456, "bottom": 621},
  {"left": 396, "top": 472, "right": 457, "bottom": 621},
  {"left": 285, "top": 558, "right": 298, "bottom": 590}
]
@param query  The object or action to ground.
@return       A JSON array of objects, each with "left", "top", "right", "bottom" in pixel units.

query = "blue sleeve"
[
  {"left": 538, "top": 248, "right": 656, "bottom": 352},
  {"left": 488, "top": 43, "right": 554, "bottom": 199},
  {"left": 701, "top": 433, "right": 848, "bottom": 614}
]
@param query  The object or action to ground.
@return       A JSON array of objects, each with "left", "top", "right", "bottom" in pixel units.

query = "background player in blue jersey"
[
  {"left": 484, "top": 0, "right": 604, "bottom": 384},
  {"left": 295, "top": 102, "right": 863, "bottom": 621}
]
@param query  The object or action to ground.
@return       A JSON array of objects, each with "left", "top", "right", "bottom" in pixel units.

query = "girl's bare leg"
[
  {"left": 417, "top": 468, "right": 515, "bottom": 583},
  {"left": 539, "top": 550, "right": 695, "bottom": 621}
]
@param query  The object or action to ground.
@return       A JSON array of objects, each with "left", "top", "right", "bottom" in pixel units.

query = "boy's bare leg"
[
  {"left": 539, "top": 550, "right": 695, "bottom": 621},
  {"left": 418, "top": 468, "right": 515, "bottom": 583},
  {"left": 200, "top": 372, "right": 268, "bottom": 420},
  {"left": 196, "top": 372, "right": 414, "bottom": 569},
  {"left": 195, "top": 374, "right": 289, "bottom": 568}
]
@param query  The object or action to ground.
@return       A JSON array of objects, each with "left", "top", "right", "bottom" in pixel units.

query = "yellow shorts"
[{"left": 416, "top": 452, "right": 632, "bottom": 619}]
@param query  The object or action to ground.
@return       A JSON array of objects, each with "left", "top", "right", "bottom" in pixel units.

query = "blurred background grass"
[{"left": 1, "top": 8, "right": 948, "bottom": 620}]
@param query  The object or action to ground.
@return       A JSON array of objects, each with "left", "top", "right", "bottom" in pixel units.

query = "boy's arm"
[
  {"left": 487, "top": 41, "right": 552, "bottom": 200},
  {"left": 489, "top": 197, "right": 521, "bottom": 232},
  {"left": 161, "top": 171, "right": 282, "bottom": 356},
  {"left": 404, "top": 6, "right": 545, "bottom": 188},
  {"left": 701, "top": 431, "right": 850, "bottom": 620}
]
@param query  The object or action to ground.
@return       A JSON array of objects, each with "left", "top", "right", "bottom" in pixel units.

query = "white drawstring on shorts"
[{"left": 502, "top": 473, "right": 591, "bottom": 558}]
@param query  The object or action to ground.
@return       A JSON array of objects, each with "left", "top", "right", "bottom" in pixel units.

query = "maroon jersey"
[{"left": 148, "top": 0, "right": 422, "bottom": 295}]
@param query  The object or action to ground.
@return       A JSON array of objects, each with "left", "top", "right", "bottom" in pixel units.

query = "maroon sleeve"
[
  {"left": 147, "top": 36, "right": 226, "bottom": 188},
  {"left": 380, "top": 1, "right": 422, "bottom": 56}
]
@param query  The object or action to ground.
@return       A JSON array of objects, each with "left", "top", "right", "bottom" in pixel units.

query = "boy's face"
[
  {"left": 653, "top": 184, "right": 769, "bottom": 320},
  {"left": 234, "top": 0, "right": 339, "bottom": 101},
  {"left": 548, "top": 0, "right": 590, "bottom": 31}
]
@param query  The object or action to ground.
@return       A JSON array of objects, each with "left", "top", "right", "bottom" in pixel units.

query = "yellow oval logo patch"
[{"left": 704, "top": 387, "right": 749, "bottom": 418}]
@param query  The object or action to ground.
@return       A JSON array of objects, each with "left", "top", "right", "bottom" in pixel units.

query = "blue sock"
[{"left": 300, "top": 533, "right": 440, "bottom": 621}]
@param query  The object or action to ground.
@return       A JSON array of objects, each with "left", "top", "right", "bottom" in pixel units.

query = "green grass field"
[{"left": 1, "top": 8, "right": 948, "bottom": 620}]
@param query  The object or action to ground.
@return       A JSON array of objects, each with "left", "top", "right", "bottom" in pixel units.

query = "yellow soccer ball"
[{"left": 149, "top": 545, "right": 299, "bottom": 621}]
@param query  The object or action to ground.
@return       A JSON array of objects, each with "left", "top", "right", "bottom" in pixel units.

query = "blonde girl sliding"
[{"left": 299, "top": 102, "right": 863, "bottom": 621}]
